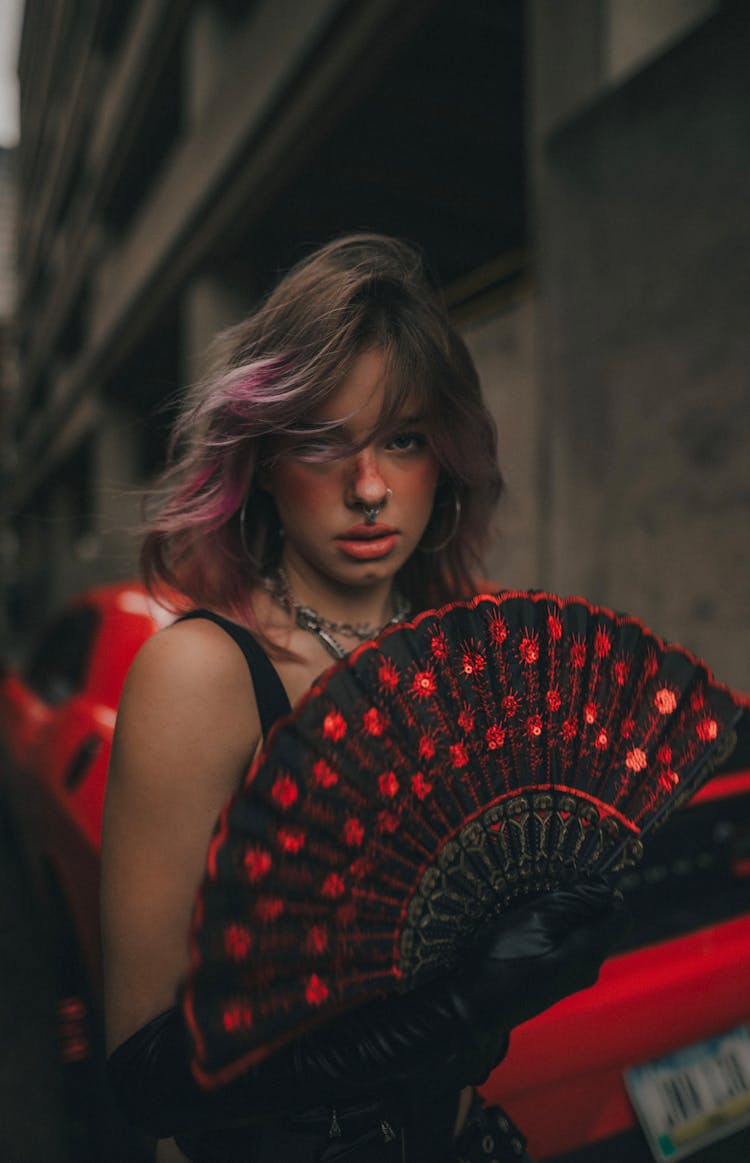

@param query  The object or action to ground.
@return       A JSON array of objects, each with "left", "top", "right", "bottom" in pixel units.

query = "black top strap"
[{"left": 178, "top": 610, "right": 292, "bottom": 738}]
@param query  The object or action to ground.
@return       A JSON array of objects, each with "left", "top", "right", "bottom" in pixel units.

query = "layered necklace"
[{"left": 267, "top": 566, "right": 411, "bottom": 660}]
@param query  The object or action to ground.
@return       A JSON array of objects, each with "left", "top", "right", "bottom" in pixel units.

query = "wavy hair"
[{"left": 141, "top": 233, "right": 503, "bottom": 627}]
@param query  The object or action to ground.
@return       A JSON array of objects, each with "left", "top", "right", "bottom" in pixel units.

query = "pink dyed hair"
[{"left": 141, "top": 234, "right": 503, "bottom": 627}]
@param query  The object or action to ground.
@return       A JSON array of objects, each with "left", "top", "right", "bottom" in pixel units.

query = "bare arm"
[{"left": 101, "top": 618, "right": 261, "bottom": 1052}]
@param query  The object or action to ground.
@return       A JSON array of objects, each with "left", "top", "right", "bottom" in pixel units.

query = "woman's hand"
[{"left": 455, "top": 878, "right": 631, "bottom": 1081}]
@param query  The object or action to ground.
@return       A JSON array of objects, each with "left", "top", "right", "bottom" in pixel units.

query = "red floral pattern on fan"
[
  {"left": 224, "top": 924, "right": 253, "bottom": 962},
  {"left": 184, "top": 591, "right": 745, "bottom": 1089}
]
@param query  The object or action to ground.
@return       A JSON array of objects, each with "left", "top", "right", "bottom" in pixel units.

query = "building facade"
[
  {"left": 0, "top": 144, "right": 18, "bottom": 645},
  {"left": 5, "top": 0, "right": 749, "bottom": 688}
]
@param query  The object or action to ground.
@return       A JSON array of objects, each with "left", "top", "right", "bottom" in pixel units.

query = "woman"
[{"left": 101, "top": 234, "right": 625, "bottom": 1163}]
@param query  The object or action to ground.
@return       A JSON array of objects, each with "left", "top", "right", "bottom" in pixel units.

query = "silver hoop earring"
[{"left": 420, "top": 489, "right": 462, "bottom": 553}]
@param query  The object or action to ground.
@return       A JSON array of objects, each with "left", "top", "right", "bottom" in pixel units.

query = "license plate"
[{"left": 625, "top": 1025, "right": 750, "bottom": 1161}]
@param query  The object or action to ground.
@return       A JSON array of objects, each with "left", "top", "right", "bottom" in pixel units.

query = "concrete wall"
[
  {"left": 464, "top": 295, "right": 542, "bottom": 590},
  {"left": 537, "top": 9, "right": 749, "bottom": 689}
]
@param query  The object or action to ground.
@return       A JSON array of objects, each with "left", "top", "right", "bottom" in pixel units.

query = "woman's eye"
[
  {"left": 387, "top": 432, "right": 426, "bottom": 453},
  {"left": 288, "top": 436, "right": 341, "bottom": 459}
]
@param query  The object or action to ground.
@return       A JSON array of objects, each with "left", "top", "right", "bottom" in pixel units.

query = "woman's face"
[{"left": 262, "top": 348, "right": 440, "bottom": 595}]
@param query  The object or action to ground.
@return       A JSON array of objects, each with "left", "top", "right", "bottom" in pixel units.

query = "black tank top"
[{"left": 178, "top": 609, "right": 292, "bottom": 736}]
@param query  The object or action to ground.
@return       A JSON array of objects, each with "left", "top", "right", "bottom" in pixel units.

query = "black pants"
[{"left": 176, "top": 1090, "right": 533, "bottom": 1163}]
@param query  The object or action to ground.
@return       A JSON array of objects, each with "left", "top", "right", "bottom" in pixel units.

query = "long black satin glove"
[
  {"left": 455, "top": 876, "right": 631, "bottom": 1083},
  {"left": 106, "top": 980, "right": 483, "bottom": 1139},
  {"left": 107, "top": 878, "right": 628, "bottom": 1138}
]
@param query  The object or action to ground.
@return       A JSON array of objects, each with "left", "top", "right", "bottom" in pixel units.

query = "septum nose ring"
[{"left": 361, "top": 487, "right": 393, "bottom": 526}]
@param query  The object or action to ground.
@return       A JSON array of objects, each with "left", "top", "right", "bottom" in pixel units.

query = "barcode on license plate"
[{"left": 625, "top": 1025, "right": 750, "bottom": 1161}]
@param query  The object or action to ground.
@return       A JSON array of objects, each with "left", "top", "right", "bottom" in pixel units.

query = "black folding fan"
[{"left": 182, "top": 591, "right": 747, "bottom": 1088}]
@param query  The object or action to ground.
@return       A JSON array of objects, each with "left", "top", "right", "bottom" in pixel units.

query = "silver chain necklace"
[{"left": 268, "top": 566, "right": 411, "bottom": 660}]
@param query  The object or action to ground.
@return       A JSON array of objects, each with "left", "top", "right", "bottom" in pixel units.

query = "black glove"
[
  {"left": 107, "top": 878, "right": 628, "bottom": 1137},
  {"left": 106, "top": 981, "right": 481, "bottom": 1138},
  {"left": 452, "top": 876, "right": 631, "bottom": 1082}
]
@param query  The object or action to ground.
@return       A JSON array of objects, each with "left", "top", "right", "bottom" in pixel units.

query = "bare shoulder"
[
  {"left": 114, "top": 616, "right": 262, "bottom": 776},
  {"left": 122, "top": 614, "right": 258, "bottom": 710}
]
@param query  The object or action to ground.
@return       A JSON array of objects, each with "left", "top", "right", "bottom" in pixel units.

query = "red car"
[
  {"left": 0, "top": 582, "right": 174, "bottom": 999},
  {"left": 2, "top": 582, "right": 749, "bottom": 1161},
  {"left": 0, "top": 581, "right": 176, "bottom": 1157}
]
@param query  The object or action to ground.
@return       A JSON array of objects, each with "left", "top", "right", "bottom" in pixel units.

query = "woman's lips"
[{"left": 336, "top": 524, "right": 399, "bottom": 559}]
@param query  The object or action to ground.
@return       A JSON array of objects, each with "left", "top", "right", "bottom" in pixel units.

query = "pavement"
[
  {"left": 0, "top": 806, "right": 152, "bottom": 1163},
  {"left": 0, "top": 812, "right": 69, "bottom": 1162}
]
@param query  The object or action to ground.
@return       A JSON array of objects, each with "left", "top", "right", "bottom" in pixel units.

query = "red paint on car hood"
[{"left": 482, "top": 913, "right": 750, "bottom": 1158}]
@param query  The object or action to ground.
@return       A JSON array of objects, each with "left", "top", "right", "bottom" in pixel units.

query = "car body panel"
[
  {"left": 483, "top": 906, "right": 750, "bottom": 1158},
  {"left": 0, "top": 583, "right": 175, "bottom": 986}
]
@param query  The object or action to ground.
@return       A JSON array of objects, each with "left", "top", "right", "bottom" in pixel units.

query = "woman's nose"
[{"left": 349, "top": 448, "right": 389, "bottom": 507}]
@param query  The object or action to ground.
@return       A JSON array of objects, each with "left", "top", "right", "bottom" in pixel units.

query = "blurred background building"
[
  {"left": 2, "top": 0, "right": 748, "bottom": 688},
  {"left": 0, "top": 140, "right": 17, "bottom": 647}
]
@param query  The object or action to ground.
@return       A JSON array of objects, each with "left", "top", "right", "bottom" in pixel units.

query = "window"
[{"left": 24, "top": 606, "right": 101, "bottom": 705}]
